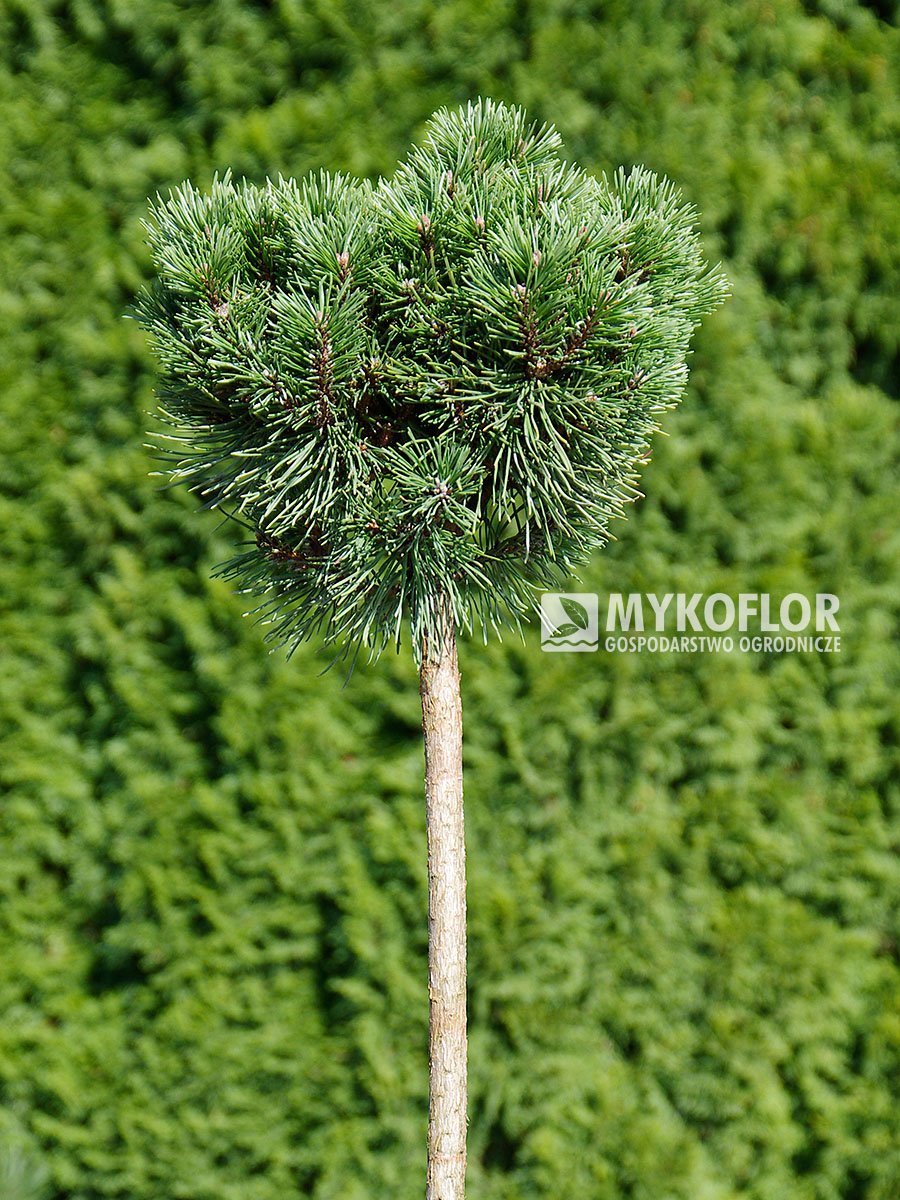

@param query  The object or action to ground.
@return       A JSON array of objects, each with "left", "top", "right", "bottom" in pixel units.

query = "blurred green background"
[{"left": 2, "top": 1, "right": 900, "bottom": 1197}]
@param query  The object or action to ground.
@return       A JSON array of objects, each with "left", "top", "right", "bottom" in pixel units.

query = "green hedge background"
[{"left": 1, "top": 2, "right": 899, "bottom": 1197}]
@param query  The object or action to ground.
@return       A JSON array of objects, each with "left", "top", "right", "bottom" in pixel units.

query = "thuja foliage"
[
  {"left": 4, "top": 4, "right": 900, "bottom": 1199},
  {"left": 140, "top": 101, "right": 726, "bottom": 658}
]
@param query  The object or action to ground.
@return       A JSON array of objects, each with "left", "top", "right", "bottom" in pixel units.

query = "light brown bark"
[{"left": 420, "top": 600, "right": 467, "bottom": 1200}]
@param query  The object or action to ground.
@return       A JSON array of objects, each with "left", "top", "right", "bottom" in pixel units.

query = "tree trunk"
[{"left": 420, "top": 600, "right": 467, "bottom": 1200}]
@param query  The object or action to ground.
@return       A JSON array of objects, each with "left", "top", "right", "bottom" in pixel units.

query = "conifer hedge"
[{"left": 1, "top": 3, "right": 899, "bottom": 1199}]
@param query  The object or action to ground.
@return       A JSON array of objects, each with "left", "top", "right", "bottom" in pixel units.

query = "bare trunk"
[{"left": 420, "top": 601, "right": 466, "bottom": 1200}]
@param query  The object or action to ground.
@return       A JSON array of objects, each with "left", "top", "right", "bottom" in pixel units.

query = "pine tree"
[{"left": 139, "top": 97, "right": 727, "bottom": 1200}]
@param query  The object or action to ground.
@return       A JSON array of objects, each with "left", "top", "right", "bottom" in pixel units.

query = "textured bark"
[{"left": 420, "top": 601, "right": 467, "bottom": 1200}]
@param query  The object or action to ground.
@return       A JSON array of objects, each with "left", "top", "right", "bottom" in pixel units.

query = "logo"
[
  {"left": 540, "top": 593, "right": 599, "bottom": 652},
  {"left": 537, "top": 592, "right": 841, "bottom": 654}
]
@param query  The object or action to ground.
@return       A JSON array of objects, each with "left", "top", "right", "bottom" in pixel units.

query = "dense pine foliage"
[
  {"left": 1, "top": 3, "right": 899, "bottom": 1199},
  {"left": 139, "top": 102, "right": 726, "bottom": 659}
]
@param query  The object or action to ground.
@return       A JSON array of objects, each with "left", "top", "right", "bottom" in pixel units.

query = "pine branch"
[{"left": 138, "top": 99, "right": 728, "bottom": 661}]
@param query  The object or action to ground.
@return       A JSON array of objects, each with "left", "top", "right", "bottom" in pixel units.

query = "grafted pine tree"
[{"left": 139, "top": 98, "right": 727, "bottom": 1200}]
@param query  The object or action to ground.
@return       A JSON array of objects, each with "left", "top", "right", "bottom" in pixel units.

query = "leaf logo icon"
[
  {"left": 560, "top": 596, "right": 589, "bottom": 630},
  {"left": 540, "top": 592, "right": 598, "bottom": 652}
]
